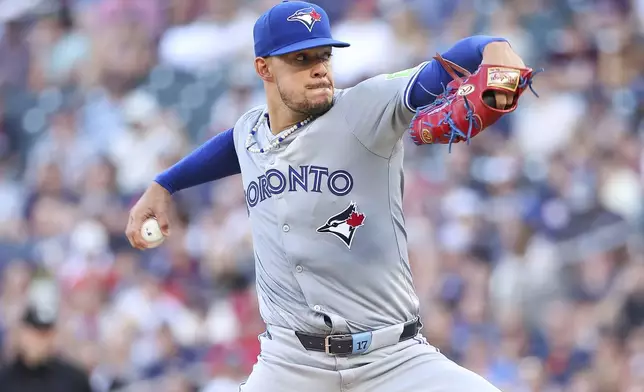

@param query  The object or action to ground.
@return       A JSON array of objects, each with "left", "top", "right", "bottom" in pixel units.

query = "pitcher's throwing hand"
[{"left": 125, "top": 182, "right": 171, "bottom": 250}]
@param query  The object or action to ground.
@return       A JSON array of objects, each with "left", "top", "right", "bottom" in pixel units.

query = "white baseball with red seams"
[{"left": 140, "top": 218, "right": 164, "bottom": 248}]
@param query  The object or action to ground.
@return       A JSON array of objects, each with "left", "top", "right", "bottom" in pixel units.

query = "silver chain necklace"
[{"left": 245, "top": 111, "right": 313, "bottom": 154}]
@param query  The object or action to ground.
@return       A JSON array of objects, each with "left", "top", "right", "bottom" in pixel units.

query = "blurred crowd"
[{"left": 0, "top": 0, "right": 642, "bottom": 391}]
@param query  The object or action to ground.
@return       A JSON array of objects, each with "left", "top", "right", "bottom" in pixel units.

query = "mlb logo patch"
[{"left": 287, "top": 7, "right": 322, "bottom": 32}]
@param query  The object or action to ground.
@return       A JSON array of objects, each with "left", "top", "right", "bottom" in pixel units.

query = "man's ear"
[{"left": 255, "top": 57, "right": 274, "bottom": 82}]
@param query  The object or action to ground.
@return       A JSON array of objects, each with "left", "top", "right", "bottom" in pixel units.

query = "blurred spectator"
[
  {"left": 81, "top": 18, "right": 155, "bottom": 151},
  {"left": 331, "top": 0, "right": 398, "bottom": 86},
  {"left": 0, "top": 19, "right": 31, "bottom": 91},
  {"left": 29, "top": 4, "right": 91, "bottom": 89},
  {"left": 26, "top": 103, "right": 96, "bottom": 190},
  {"left": 0, "top": 285, "right": 93, "bottom": 392},
  {"left": 107, "top": 89, "right": 186, "bottom": 195},
  {"left": 158, "top": 0, "right": 257, "bottom": 73}
]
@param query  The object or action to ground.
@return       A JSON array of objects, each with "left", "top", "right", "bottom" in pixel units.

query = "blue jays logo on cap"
[
  {"left": 287, "top": 7, "right": 322, "bottom": 32},
  {"left": 253, "top": 1, "right": 350, "bottom": 58}
]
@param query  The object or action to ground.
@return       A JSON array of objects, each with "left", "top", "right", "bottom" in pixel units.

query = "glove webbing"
[{"left": 412, "top": 54, "right": 477, "bottom": 152}]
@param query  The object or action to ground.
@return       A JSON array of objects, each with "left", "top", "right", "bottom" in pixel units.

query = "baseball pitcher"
[{"left": 125, "top": 1, "right": 539, "bottom": 391}]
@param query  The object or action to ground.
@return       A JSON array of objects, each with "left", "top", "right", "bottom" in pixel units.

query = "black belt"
[{"left": 295, "top": 319, "right": 422, "bottom": 356}]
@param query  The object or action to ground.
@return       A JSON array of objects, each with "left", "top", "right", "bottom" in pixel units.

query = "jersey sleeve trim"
[{"left": 402, "top": 61, "right": 430, "bottom": 113}]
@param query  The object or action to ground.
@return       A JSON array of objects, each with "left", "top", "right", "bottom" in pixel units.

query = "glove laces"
[{"left": 519, "top": 68, "right": 544, "bottom": 97}]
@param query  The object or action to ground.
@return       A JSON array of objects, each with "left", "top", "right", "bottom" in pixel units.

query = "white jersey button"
[
  {"left": 295, "top": 265, "right": 303, "bottom": 273},
  {"left": 282, "top": 224, "right": 290, "bottom": 232},
  {"left": 313, "top": 305, "right": 321, "bottom": 311}
]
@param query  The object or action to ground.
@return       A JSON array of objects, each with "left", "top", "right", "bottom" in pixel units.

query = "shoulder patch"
[{"left": 385, "top": 64, "right": 421, "bottom": 80}]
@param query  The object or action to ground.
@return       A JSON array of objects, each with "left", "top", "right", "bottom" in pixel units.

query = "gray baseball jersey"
[{"left": 232, "top": 62, "right": 429, "bottom": 335}]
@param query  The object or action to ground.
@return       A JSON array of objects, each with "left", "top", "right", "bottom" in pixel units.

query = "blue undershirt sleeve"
[
  {"left": 407, "top": 35, "right": 509, "bottom": 110},
  {"left": 154, "top": 128, "right": 240, "bottom": 195}
]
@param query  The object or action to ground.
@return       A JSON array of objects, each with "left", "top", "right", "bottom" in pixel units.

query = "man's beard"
[{"left": 278, "top": 85, "right": 333, "bottom": 117}]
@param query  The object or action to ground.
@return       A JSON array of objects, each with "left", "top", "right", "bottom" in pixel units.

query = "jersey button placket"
[{"left": 282, "top": 224, "right": 290, "bottom": 232}]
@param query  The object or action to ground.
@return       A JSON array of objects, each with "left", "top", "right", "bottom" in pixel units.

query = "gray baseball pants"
[{"left": 239, "top": 323, "right": 502, "bottom": 392}]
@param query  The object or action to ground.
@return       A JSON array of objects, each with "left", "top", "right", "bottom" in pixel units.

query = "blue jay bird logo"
[
  {"left": 287, "top": 7, "right": 322, "bottom": 32},
  {"left": 317, "top": 202, "right": 365, "bottom": 249}
]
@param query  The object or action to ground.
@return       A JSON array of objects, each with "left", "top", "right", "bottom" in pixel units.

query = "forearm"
[
  {"left": 154, "top": 128, "right": 240, "bottom": 194},
  {"left": 408, "top": 35, "right": 508, "bottom": 109}
]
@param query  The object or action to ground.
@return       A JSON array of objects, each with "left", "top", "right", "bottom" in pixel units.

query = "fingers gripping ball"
[
  {"left": 409, "top": 54, "right": 542, "bottom": 152},
  {"left": 141, "top": 218, "right": 165, "bottom": 248}
]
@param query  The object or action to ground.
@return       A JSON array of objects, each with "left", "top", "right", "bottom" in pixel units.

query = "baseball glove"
[{"left": 408, "top": 53, "right": 542, "bottom": 151}]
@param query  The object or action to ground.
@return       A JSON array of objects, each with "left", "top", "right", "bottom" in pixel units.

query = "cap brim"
[
  {"left": 22, "top": 315, "right": 56, "bottom": 330},
  {"left": 269, "top": 38, "right": 350, "bottom": 56},
  {"left": 27, "top": 321, "right": 56, "bottom": 330}
]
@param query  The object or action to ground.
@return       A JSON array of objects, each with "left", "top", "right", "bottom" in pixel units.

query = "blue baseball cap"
[{"left": 253, "top": 1, "right": 350, "bottom": 58}]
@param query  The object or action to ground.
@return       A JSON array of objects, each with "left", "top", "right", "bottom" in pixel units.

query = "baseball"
[{"left": 140, "top": 218, "right": 164, "bottom": 248}]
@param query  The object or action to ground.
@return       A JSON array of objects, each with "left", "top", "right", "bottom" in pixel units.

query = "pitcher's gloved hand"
[{"left": 408, "top": 53, "right": 542, "bottom": 151}]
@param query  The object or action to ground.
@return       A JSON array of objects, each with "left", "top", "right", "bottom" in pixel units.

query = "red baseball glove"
[{"left": 408, "top": 54, "right": 542, "bottom": 151}]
